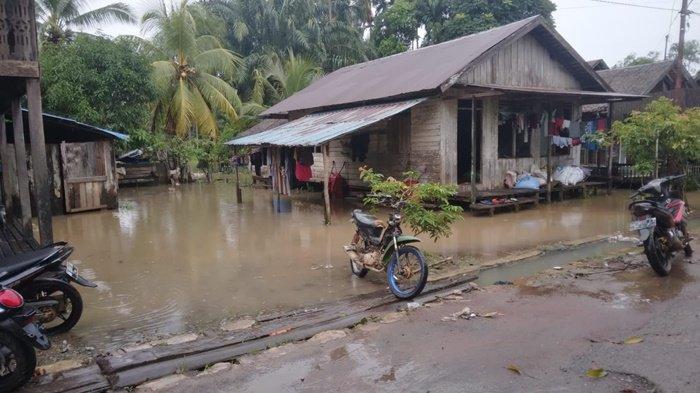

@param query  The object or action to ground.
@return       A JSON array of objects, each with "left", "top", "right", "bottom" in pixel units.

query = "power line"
[{"left": 588, "top": 0, "right": 695, "bottom": 13}]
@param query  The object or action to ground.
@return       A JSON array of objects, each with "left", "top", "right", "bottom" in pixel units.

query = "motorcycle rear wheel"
[
  {"left": 0, "top": 330, "right": 36, "bottom": 393},
  {"left": 645, "top": 235, "right": 671, "bottom": 276},
  {"left": 387, "top": 246, "right": 428, "bottom": 299},
  {"left": 23, "top": 281, "right": 83, "bottom": 335}
]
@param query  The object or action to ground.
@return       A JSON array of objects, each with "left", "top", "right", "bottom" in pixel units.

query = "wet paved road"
[
  {"left": 165, "top": 235, "right": 700, "bottom": 393},
  {"left": 50, "top": 183, "right": 699, "bottom": 350}
]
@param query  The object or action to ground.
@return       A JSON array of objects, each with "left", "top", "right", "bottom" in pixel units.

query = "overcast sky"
[{"left": 89, "top": 0, "right": 699, "bottom": 69}]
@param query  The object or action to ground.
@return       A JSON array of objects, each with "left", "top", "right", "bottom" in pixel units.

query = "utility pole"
[
  {"left": 664, "top": 34, "right": 669, "bottom": 60},
  {"left": 674, "top": 0, "right": 689, "bottom": 105}
]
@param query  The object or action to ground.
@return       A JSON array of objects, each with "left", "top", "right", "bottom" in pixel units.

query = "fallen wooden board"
[
  {"left": 99, "top": 276, "right": 475, "bottom": 388},
  {"left": 22, "top": 365, "right": 109, "bottom": 393}
]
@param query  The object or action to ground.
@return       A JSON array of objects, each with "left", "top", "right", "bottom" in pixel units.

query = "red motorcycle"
[{"left": 629, "top": 175, "right": 693, "bottom": 276}]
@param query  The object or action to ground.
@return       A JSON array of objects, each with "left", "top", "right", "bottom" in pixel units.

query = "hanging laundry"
[
  {"left": 562, "top": 119, "right": 571, "bottom": 129},
  {"left": 585, "top": 120, "right": 595, "bottom": 133},
  {"left": 295, "top": 161, "right": 312, "bottom": 181},
  {"left": 552, "top": 135, "right": 573, "bottom": 148},
  {"left": 571, "top": 137, "right": 581, "bottom": 146},
  {"left": 596, "top": 118, "right": 607, "bottom": 131}
]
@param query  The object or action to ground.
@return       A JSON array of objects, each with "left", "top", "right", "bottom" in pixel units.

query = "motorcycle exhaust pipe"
[
  {"left": 667, "top": 230, "right": 684, "bottom": 251},
  {"left": 343, "top": 245, "right": 361, "bottom": 264}
]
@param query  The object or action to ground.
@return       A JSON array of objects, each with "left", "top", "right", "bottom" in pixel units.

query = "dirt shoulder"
[{"left": 158, "top": 239, "right": 699, "bottom": 393}]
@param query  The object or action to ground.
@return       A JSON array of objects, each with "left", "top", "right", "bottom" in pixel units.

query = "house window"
[{"left": 498, "top": 101, "right": 534, "bottom": 159}]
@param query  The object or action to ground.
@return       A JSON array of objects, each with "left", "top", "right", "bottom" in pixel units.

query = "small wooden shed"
[{"left": 3, "top": 112, "right": 126, "bottom": 215}]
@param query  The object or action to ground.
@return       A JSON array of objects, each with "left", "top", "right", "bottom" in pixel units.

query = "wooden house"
[
  {"left": 0, "top": 0, "right": 54, "bottom": 245},
  {"left": 229, "top": 16, "right": 641, "bottom": 220}
]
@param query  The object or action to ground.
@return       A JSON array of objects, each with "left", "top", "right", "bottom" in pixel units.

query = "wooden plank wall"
[
  {"left": 308, "top": 100, "right": 444, "bottom": 187},
  {"left": 461, "top": 33, "right": 581, "bottom": 90}
]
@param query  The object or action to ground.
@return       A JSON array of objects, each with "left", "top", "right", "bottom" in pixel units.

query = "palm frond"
[
  {"left": 170, "top": 78, "right": 195, "bottom": 137},
  {"left": 193, "top": 48, "right": 242, "bottom": 77},
  {"left": 69, "top": 2, "right": 136, "bottom": 28}
]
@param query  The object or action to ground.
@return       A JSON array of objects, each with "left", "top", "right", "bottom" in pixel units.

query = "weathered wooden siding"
[
  {"left": 308, "top": 100, "right": 443, "bottom": 187},
  {"left": 460, "top": 33, "right": 582, "bottom": 90},
  {"left": 476, "top": 96, "right": 580, "bottom": 190}
]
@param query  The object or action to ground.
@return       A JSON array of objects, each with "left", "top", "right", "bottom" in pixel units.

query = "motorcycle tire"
[
  {"left": 0, "top": 330, "right": 36, "bottom": 393},
  {"left": 350, "top": 259, "right": 368, "bottom": 277},
  {"left": 645, "top": 235, "right": 671, "bottom": 276},
  {"left": 23, "top": 281, "right": 83, "bottom": 335},
  {"left": 684, "top": 243, "right": 693, "bottom": 257},
  {"left": 386, "top": 246, "right": 428, "bottom": 299}
]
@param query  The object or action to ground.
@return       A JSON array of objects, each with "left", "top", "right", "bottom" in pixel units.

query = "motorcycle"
[
  {"left": 629, "top": 174, "right": 693, "bottom": 276},
  {"left": 0, "top": 287, "right": 50, "bottom": 393},
  {"left": 344, "top": 198, "right": 429, "bottom": 299},
  {"left": 0, "top": 242, "right": 96, "bottom": 334}
]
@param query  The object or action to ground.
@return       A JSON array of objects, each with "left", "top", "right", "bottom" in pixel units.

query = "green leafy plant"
[
  {"left": 359, "top": 167, "right": 463, "bottom": 241},
  {"left": 610, "top": 97, "right": 700, "bottom": 175}
]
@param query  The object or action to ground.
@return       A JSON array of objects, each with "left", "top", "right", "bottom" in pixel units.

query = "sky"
[{"left": 88, "top": 0, "right": 700, "bottom": 70}]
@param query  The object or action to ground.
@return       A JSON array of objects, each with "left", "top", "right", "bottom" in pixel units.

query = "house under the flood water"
[{"left": 229, "top": 16, "right": 642, "bottom": 219}]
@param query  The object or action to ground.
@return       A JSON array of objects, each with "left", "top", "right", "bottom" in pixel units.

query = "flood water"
[{"left": 52, "top": 183, "right": 700, "bottom": 349}]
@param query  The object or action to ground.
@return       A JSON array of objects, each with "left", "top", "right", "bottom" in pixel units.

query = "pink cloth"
[{"left": 295, "top": 162, "right": 312, "bottom": 182}]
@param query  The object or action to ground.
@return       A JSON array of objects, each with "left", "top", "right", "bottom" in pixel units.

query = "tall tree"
[
  {"left": 143, "top": 0, "right": 243, "bottom": 137},
  {"left": 670, "top": 40, "right": 700, "bottom": 74},
  {"left": 372, "top": 0, "right": 420, "bottom": 56},
  {"left": 40, "top": 34, "right": 155, "bottom": 132},
  {"left": 35, "top": 0, "right": 136, "bottom": 43}
]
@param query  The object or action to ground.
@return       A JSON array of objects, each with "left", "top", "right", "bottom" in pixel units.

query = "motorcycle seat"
[
  {"left": 0, "top": 247, "right": 61, "bottom": 277},
  {"left": 352, "top": 209, "right": 383, "bottom": 228}
]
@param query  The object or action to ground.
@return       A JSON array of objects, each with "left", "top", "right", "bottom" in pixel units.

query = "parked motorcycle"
[
  {"left": 0, "top": 242, "right": 96, "bottom": 334},
  {"left": 0, "top": 287, "right": 50, "bottom": 393},
  {"left": 629, "top": 174, "right": 693, "bottom": 276},
  {"left": 344, "top": 198, "right": 429, "bottom": 299}
]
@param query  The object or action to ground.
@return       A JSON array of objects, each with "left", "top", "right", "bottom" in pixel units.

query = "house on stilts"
[{"left": 228, "top": 16, "right": 642, "bottom": 218}]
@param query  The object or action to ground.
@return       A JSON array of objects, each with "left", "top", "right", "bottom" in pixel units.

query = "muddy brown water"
[{"left": 51, "top": 184, "right": 700, "bottom": 349}]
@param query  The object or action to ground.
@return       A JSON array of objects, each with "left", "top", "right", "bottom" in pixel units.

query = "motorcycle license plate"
[
  {"left": 630, "top": 217, "right": 656, "bottom": 231},
  {"left": 66, "top": 262, "right": 79, "bottom": 279}
]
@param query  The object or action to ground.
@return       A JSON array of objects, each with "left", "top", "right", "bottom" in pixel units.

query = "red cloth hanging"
[
  {"left": 597, "top": 118, "right": 607, "bottom": 131},
  {"left": 295, "top": 162, "right": 312, "bottom": 182}
]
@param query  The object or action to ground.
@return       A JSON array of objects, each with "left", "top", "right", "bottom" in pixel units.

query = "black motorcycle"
[
  {"left": 0, "top": 287, "right": 50, "bottom": 393},
  {"left": 629, "top": 174, "right": 693, "bottom": 276},
  {"left": 0, "top": 242, "right": 96, "bottom": 334}
]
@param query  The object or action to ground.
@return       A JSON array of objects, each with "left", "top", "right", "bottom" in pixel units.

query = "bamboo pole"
[
  {"left": 322, "top": 143, "right": 331, "bottom": 225},
  {"left": 11, "top": 99, "right": 32, "bottom": 235},
  {"left": 470, "top": 97, "right": 477, "bottom": 205},
  {"left": 234, "top": 148, "right": 242, "bottom": 203},
  {"left": 26, "top": 78, "right": 53, "bottom": 245}
]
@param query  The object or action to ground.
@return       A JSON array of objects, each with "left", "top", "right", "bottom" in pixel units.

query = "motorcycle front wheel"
[
  {"left": 0, "top": 330, "right": 36, "bottom": 393},
  {"left": 387, "top": 246, "right": 428, "bottom": 299},
  {"left": 645, "top": 234, "right": 671, "bottom": 276}
]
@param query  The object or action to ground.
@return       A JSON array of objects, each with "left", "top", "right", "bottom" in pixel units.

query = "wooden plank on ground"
[{"left": 21, "top": 364, "right": 109, "bottom": 393}]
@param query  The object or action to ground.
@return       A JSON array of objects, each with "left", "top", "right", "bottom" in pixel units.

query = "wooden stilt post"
[
  {"left": 234, "top": 148, "right": 242, "bottom": 203},
  {"left": 11, "top": 99, "right": 32, "bottom": 236},
  {"left": 26, "top": 79, "right": 53, "bottom": 245},
  {"left": 0, "top": 114, "right": 17, "bottom": 215},
  {"left": 546, "top": 137, "right": 552, "bottom": 204},
  {"left": 607, "top": 144, "right": 614, "bottom": 195},
  {"left": 470, "top": 97, "right": 477, "bottom": 205},
  {"left": 322, "top": 143, "right": 331, "bottom": 225}
]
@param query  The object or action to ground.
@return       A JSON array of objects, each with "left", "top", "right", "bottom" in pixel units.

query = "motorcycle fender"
[
  {"left": 382, "top": 236, "right": 421, "bottom": 264},
  {"left": 0, "top": 318, "right": 50, "bottom": 350},
  {"left": 70, "top": 274, "right": 97, "bottom": 288},
  {"left": 38, "top": 269, "right": 97, "bottom": 288}
]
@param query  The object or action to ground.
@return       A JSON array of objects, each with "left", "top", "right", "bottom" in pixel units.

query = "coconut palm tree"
[
  {"left": 35, "top": 0, "right": 136, "bottom": 43},
  {"left": 143, "top": 0, "right": 243, "bottom": 137}
]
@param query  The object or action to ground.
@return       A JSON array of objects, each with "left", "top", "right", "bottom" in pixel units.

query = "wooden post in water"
[
  {"left": 11, "top": 99, "right": 32, "bottom": 235},
  {"left": 234, "top": 148, "right": 242, "bottom": 203},
  {"left": 546, "top": 137, "right": 552, "bottom": 204},
  {"left": 26, "top": 78, "right": 53, "bottom": 245},
  {"left": 0, "top": 114, "right": 18, "bottom": 215},
  {"left": 322, "top": 143, "right": 331, "bottom": 225},
  {"left": 470, "top": 97, "right": 477, "bottom": 205}
]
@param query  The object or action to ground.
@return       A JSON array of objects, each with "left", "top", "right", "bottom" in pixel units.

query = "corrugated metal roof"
[
  {"left": 467, "top": 84, "right": 645, "bottom": 101},
  {"left": 21, "top": 109, "right": 128, "bottom": 140},
  {"left": 236, "top": 118, "right": 288, "bottom": 138},
  {"left": 228, "top": 98, "right": 426, "bottom": 147},
  {"left": 261, "top": 16, "right": 541, "bottom": 116}
]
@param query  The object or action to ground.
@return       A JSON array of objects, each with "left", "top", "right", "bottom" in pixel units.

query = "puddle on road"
[{"left": 50, "top": 183, "right": 699, "bottom": 349}]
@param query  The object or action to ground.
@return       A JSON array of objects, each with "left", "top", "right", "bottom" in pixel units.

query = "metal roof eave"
[
  {"left": 463, "top": 84, "right": 647, "bottom": 102},
  {"left": 227, "top": 98, "right": 427, "bottom": 147}
]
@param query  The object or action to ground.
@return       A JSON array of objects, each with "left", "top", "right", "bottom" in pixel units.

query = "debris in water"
[
  {"left": 406, "top": 302, "right": 421, "bottom": 310},
  {"left": 552, "top": 266, "right": 563, "bottom": 270},
  {"left": 441, "top": 306, "right": 475, "bottom": 321},
  {"left": 506, "top": 364, "right": 522, "bottom": 375},
  {"left": 622, "top": 336, "right": 644, "bottom": 345},
  {"left": 585, "top": 368, "right": 608, "bottom": 378},
  {"left": 493, "top": 280, "right": 514, "bottom": 286},
  {"left": 481, "top": 311, "right": 503, "bottom": 318}
]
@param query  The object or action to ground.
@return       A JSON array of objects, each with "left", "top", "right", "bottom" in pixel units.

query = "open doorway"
[{"left": 457, "top": 99, "right": 482, "bottom": 184}]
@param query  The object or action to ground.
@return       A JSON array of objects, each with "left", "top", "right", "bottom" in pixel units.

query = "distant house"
[{"left": 229, "top": 16, "right": 639, "bottom": 206}]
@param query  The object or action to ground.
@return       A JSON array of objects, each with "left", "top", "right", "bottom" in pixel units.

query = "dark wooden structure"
[{"left": 0, "top": 0, "right": 53, "bottom": 245}]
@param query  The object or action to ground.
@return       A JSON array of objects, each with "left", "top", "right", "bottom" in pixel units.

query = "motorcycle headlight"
[{"left": 392, "top": 213, "right": 402, "bottom": 222}]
